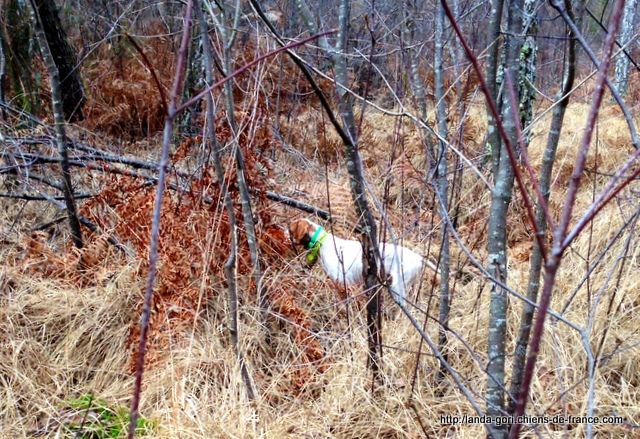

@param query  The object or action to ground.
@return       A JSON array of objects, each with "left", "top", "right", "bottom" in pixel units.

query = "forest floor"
[{"left": 1, "top": 76, "right": 640, "bottom": 438}]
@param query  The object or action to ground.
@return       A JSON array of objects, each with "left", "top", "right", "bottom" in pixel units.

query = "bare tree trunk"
[
  {"left": 29, "top": 0, "right": 83, "bottom": 249},
  {"left": 32, "top": 0, "right": 85, "bottom": 121},
  {"left": 335, "top": 0, "right": 382, "bottom": 377},
  {"left": 4, "top": 0, "right": 39, "bottom": 116},
  {"left": 205, "top": 0, "right": 267, "bottom": 327},
  {"left": 509, "top": 0, "right": 581, "bottom": 416},
  {"left": 197, "top": 2, "right": 255, "bottom": 401},
  {"left": 517, "top": 0, "right": 538, "bottom": 145},
  {"left": 0, "top": 31, "right": 6, "bottom": 120},
  {"left": 485, "top": 0, "right": 505, "bottom": 176},
  {"left": 614, "top": 0, "right": 638, "bottom": 96},
  {"left": 291, "top": 0, "right": 382, "bottom": 376},
  {"left": 403, "top": 0, "right": 435, "bottom": 162},
  {"left": 434, "top": 0, "right": 450, "bottom": 383},
  {"left": 485, "top": 1, "right": 523, "bottom": 436}
]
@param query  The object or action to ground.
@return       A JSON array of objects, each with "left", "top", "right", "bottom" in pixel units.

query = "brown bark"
[
  {"left": 29, "top": 0, "right": 84, "bottom": 249},
  {"left": 33, "top": 0, "right": 85, "bottom": 121}
]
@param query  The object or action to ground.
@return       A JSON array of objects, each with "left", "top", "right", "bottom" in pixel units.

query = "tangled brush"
[{"left": 82, "top": 24, "right": 174, "bottom": 140}]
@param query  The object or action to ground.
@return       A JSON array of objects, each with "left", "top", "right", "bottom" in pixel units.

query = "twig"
[
  {"left": 6, "top": 146, "right": 335, "bottom": 222},
  {"left": 6, "top": 169, "right": 64, "bottom": 191},
  {"left": 125, "top": 33, "right": 169, "bottom": 115},
  {"left": 128, "top": 2, "right": 194, "bottom": 438},
  {"left": 0, "top": 192, "right": 92, "bottom": 200},
  {"left": 32, "top": 216, "right": 67, "bottom": 232},
  {"left": 72, "top": 143, "right": 179, "bottom": 173}
]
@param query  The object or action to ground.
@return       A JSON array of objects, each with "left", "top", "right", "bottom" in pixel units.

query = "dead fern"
[{"left": 82, "top": 24, "right": 174, "bottom": 140}]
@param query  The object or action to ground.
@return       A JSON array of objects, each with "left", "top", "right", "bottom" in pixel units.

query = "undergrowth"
[{"left": 1, "top": 21, "right": 639, "bottom": 438}]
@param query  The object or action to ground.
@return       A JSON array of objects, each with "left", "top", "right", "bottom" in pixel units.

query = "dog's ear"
[
  {"left": 289, "top": 219, "right": 312, "bottom": 248},
  {"left": 288, "top": 220, "right": 301, "bottom": 246}
]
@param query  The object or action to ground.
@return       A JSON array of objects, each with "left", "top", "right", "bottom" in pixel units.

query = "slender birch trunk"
[
  {"left": 485, "top": 0, "right": 505, "bottom": 176},
  {"left": 335, "top": 0, "right": 382, "bottom": 375},
  {"left": 485, "top": 1, "right": 523, "bottom": 436},
  {"left": 614, "top": 0, "right": 638, "bottom": 97},
  {"left": 434, "top": 1, "right": 450, "bottom": 382},
  {"left": 509, "top": 0, "right": 581, "bottom": 415}
]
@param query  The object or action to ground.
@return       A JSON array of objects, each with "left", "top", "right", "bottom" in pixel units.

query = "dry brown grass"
[{"left": 2, "top": 90, "right": 640, "bottom": 439}]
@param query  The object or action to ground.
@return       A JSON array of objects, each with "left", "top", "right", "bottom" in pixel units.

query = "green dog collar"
[
  {"left": 306, "top": 227, "right": 328, "bottom": 265},
  {"left": 307, "top": 226, "right": 324, "bottom": 249}
]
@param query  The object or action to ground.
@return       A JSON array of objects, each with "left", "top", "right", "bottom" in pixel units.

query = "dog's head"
[{"left": 288, "top": 218, "right": 317, "bottom": 250}]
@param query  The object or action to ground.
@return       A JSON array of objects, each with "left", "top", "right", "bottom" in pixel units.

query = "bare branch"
[
  {"left": 124, "top": 33, "right": 169, "bottom": 115},
  {"left": 128, "top": 2, "right": 194, "bottom": 437}
]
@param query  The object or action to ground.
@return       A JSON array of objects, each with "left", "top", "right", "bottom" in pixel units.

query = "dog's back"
[{"left": 378, "top": 242, "right": 423, "bottom": 305}]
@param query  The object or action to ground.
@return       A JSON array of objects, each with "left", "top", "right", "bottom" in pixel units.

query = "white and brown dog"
[{"left": 289, "top": 218, "right": 432, "bottom": 306}]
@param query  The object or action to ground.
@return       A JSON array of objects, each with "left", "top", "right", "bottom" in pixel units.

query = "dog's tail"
[{"left": 421, "top": 254, "right": 484, "bottom": 287}]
